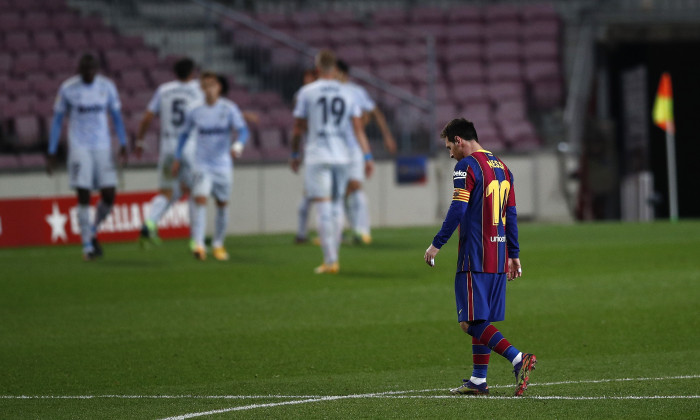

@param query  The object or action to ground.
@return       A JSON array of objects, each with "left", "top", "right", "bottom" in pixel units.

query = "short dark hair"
[
  {"left": 441, "top": 118, "right": 478, "bottom": 143},
  {"left": 78, "top": 53, "right": 98, "bottom": 69},
  {"left": 173, "top": 58, "right": 195, "bottom": 80},
  {"left": 336, "top": 59, "right": 349, "bottom": 74},
  {"left": 217, "top": 74, "right": 229, "bottom": 96}
]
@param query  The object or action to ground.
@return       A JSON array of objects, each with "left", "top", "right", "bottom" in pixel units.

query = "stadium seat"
[
  {"left": 0, "top": 154, "right": 21, "bottom": 170},
  {"left": 447, "top": 5, "right": 483, "bottom": 24},
  {"left": 104, "top": 50, "right": 136, "bottom": 73},
  {"left": 4, "top": 32, "right": 32, "bottom": 54},
  {"left": 132, "top": 49, "right": 160, "bottom": 71},
  {"left": 485, "top": 40, "right": 522, "bottom": 62},
  {"left": 33, "top": 30, "right": 61, "bottom": 53},
  {"left": 320, "top": 10, "right": 359, "bottom": 28},
  {"left": 409, "top": 6, "right": 445, "bottom": 24},
  {"left": 252, "top": 91, "right": 284, "bottom": 110},
  {"left": 400, "top": 42, "right": 429, "bottom": 64},
  {"left": 484, "top": 4, "right": 520, "bottom": 22},
  {"left": 257, "top": 127, "right": 284, "bottom": 149},
  {"left": 0, "top": 12, "right": 24, "bottom": 32},
  {"left": 444, "top": 22, "right": 484, "bottom": 43},
  {"left": 12, "top": 52, "right": 42, "bottom": 75},
  {"left": 228, "top": 89, "right": 254, "bottom": 109},
  {"left": 290, "top": 10, "right": 323, "bottom": 28},
  {"left": 19, "top": 153, "right": 47, "bottom": 168},
  {"left": 13, "top": 114, "right": 42, "bottom": 150},
  {"left": 487, "top": 81, "right": 525, "bottom": 103},
  {"left": 267, "top": 107, "right": 294, "bottom": 129},
  {"left": 62, "top": 30, "right": 90, "bottom": 52},
  {"left": 487, "top": 61, "right": 522, "bottom": 82},
  {"left": 4, "top": 78, "right": 31, "bottom": 99},
  {"left": 484, "top": 21, "right": 522, "bottom": 41},
  {"left": 0, "top": 54, "right": 14, "bottom": 74},
  {"left": 237, "top": 144, "right": 263, "bottom": 162},
  {"left": 531, "top": 80, "right": 563, "bottom": 109},
  {"left": 441, "top": 42, "right": 483, "bottom": 62},
  {"left": 328, "top": 27, "right": 363, "bottom": 47},
  {"left": 523, "top": 20, "right": 560, "bottom": 40},
  {"left": 446, "top": 60, "right": 485, "bottom": 84},
  {"left": 501, "top": 120, "right": 541, "bottom": 150},
  {"left": 90, "top": 30, "right": 119, "bottom": 50},
  {"left": 495, "top": 99, "right": 527, "bottom": 122},
  {"left": 118, "top": 69, "right": 150, "bottom": 93},
  {"left": 335, "top": 45, "right": 367, "bottom": 65},
  {"left": 521, "top": 3, "right": 559, "bottom": 21},
  {"left": 452, "top": 83, "right": 489, "bottom": 107},
  {"left": 524, "top": 60, "right": 560, "bottom": 83},
  {"left": 48, "top": 12, "right": 80, "bottom": 32},
  {"left": 148, "top": 68, "right": 172, "bottom": 86},
  {"left": 524, "top": 40, "right": 559, "bottom": 60},
  {"left": 368, "top": 45, "right": 402, "bottom": 65},
  {"left": 297, "top": 28, "right": 329, "bottom": 48},
  {"left": 23, "top": 11, "right": 51, "bottom": 30},
  {"left": 255, "top": 12, "right": 290, "bottom": 28},
  {"left": 43, "top": 51, "right": 76, "bottom": 75},
  {"left": 372, "top": 8, "right": 407, "bottom": 26},
  {"left": 376, "top": 63, "right": 409, "bottom": 85},
  {"left": 462, "top": 103, "right": 493, "bottom": 128}
]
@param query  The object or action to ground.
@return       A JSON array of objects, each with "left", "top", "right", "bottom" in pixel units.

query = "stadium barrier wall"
[{"left": 0, "top": 153, "right": 570, "bottom": 247}]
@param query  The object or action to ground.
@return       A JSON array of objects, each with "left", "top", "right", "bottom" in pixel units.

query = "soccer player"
[
  {"left": 135, "top": 57, "right": 203, "bottom": 245},
  {"left": 294, "top": 68, "right": 318, "bottom": 244},
  {"left": 47, "top": 53, "right": 128, "bottom": 261},
  {"left": 423, "top": 118, "right": 536, "bottom": 396},
  {"left": 290, "top": 50, "right": 373, "bottom": 274},
  {"left": 171, "top": 71, "right": 249, "bottom": 261},
  {"left": 336, "top": 59, "right": 396, "bottom": 245}
]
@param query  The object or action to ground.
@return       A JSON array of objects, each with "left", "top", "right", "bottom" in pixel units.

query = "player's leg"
[
  {"left": 69, "top": 147, "right": 98, "bottom": 260},
  {"left": 190, "top": 169, "right": 210, "bottom": 260},
  {"left": 462, "top": 272, "right": 536, "bottom": 396},
  {"left": 92, "top": 148, "right": 119, "bottom": 257},
  {"left": 450, "top": 271, "right": 490, "bottom": 395},
  {"left": 211, "top": 169, "right": 232, "bottom": 261},
  {"left": 141, "top": 154, "right": 180, "bottom": 244},
  {"left": 346, "top": 180, "right": 371, "bottom": 244},
  {"left": 306, "top": 164, "right": 337, "bottom": 273},
  {"left": 296, "top": 194, "right": 311, "bottom": 244},
  {"left": 332, "top": 163, "right": 349, "bottom": 251}
]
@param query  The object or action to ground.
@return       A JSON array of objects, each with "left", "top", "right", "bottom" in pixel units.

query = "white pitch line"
[
  {"left": 158, "top": 375, "right": 700, "bottom": 420},
  {"left": 379, "top": 395, "right": 700, "bottom": 400},
  {"left": 1, "top": 374, "right": 698, "bottom": 402}
]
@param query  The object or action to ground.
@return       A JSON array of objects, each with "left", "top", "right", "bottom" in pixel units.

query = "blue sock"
[{"left": 467, "top": 321, "right": 520, "bottom": 364}]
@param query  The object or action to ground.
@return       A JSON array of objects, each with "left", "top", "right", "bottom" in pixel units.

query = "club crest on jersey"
[{"left": 453, "top": 169, "right": 467, "bottom": 179}]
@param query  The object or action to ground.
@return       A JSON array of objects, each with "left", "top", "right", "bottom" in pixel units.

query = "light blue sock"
[
  {"left": 213, "top": 206, "right": 228, "bottom": 248},
  {"left": 191, "top": 204, "right": 207, "bottom": 248},
  {"left": 78, "top": 204, "right": 93, "bottom": 253},
  {"left": 315, "top": 201, "right": 336, "bottom": 264}
]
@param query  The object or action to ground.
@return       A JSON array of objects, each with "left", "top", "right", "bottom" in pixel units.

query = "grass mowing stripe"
[{"left": 2, "top": 373, "right": 698, "bottom": 400}]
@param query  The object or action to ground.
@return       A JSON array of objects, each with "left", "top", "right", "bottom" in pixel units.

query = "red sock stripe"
[
  {"left": 493, "top": 338, "right": 512, "bottom": 355},
  {"left": 473, "top": 354, "right": 490, "bottom": 365},
  {"left": 478, "top": 324, "right": 498, "bottom": 345}
]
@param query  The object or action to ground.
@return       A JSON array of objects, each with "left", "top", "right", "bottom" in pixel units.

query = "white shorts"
[
  {"left": 192, "top": 167, "right": 232, "bottom": 202},
  {"left": 158, "top": 152, "right": 194, "bottom": 191},
  {"left": 68, "top": 147, "right": 117, "bottom": 190},
  {"left": 304, "top": 162, "right": 349, "bottom": 200},
  {"left": 347, "top": 147, "right": 365, "bottom": 183}
]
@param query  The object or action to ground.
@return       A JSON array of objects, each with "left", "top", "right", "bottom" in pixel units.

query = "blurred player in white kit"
[
  {"left": 171, "top": 72, "right": 249, "bottom": 261},
  {"left": 134, "top": 57, "right": 204, "bottom": 246},
  {"left": 290, "top": 50, "right": 373, "bottom": 274},
  {"left": 47, "top": 53, "right": 128, "bottom": 260}
]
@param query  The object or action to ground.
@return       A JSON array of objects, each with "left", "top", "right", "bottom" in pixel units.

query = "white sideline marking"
[
  {"left": 0, "top": 374, "right": 698, "bottom": 402},
  {"left": 1, "top": 374, "right": 697, "bottom": 402}
]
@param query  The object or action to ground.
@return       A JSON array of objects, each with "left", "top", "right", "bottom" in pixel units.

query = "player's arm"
[
  {"left": 370, "top": 107, "right": 397, "bottom": 155},
  {"left": 230, "top": 107, "right": 250, "bottom": 159},
  {"left": 47, "top": 88, "right": 68, "bottom": 175},
  {"left": 134, "top": 111, "right": 155, "bottom": 159},
  {"left": 289, "top": 117, "right": 307, "bottom": 173},
  {"left": 352, "top": 115, "right": 374, "bottom": 178},
  {"left": 505, "top": 170, "right": 521, "bottom": 280},
  {"left": 424, "top": 162, "right": 472, "bottom": 267},
  {"left": 172, "top": 114, "right": 194, "bottom": 177},
  {"left": 107, "top": 84, "right": 128, "bottom": 165}
]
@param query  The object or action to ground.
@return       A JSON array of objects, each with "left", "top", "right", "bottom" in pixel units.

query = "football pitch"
[{"left": 1, "top": 222, "right": 698, "bottom": 419}]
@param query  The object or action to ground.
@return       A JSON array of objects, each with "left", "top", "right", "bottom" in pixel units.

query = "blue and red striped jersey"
[{"left": 432, "top": 150, "right": 519, "bottom": 273}]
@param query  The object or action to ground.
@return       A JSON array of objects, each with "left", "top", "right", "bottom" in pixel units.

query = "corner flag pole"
[
  {"left": 665, "top": 123, "right": 678, "bottom": 222},
  {"left": 653, "top": 72, "right": 678, "bottom": 222}
]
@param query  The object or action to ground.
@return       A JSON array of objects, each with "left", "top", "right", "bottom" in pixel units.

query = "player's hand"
[
  {"left": 230, "top": 141, "right": 244, "bottom": 159},
  {"left": 364, "top": 160, "right": 374, "bottom": 178},
  {"left": 171, "top": 160, "right": 181, "bottom": 178},
  {"left": 134, "top": 139, "right": 145, "bottom": 159},
  {"left": 290, "top": 157, "right": 301, "bottom": 173},
  {"left": 424, "top": 244, "right": 439, "bottom": 267},
  {"left": 46, "top": 154, "right": 56, "bottom": 176},
  {"left": 507, "top": 258, "right": 522, "bottom": 281},
  {"left": 118, "top": 145, "right": 128, "bottom": 167}
]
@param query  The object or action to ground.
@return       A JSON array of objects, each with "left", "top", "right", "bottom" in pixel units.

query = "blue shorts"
[{"left": 455, "top": 271, "right": 506, "bottom": 323}]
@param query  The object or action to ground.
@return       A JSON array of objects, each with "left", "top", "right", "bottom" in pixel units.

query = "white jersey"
[
  {"left": 147, "top": 79, "right": 204, "bottom": 156},
  {"left": 182, "top": 98, "right": 247, "bottom": 172},
  {"left": 293, "top": 79, "right": 362, "bottom": 165},
  {"left": 344, "top": 81, "right": 376, "bottom": 153},
  {"left": 53, "top": 75, "right": 121, "bottom": 151}
]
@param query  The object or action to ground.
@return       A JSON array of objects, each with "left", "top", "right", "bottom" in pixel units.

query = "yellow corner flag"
[{"left": 653, "top": 72, "right": 674, "bottom": 134}]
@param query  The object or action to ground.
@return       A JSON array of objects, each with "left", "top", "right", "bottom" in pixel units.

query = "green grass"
[{"left": 1, "top": 222, "right": 699, "bottom": 419}]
